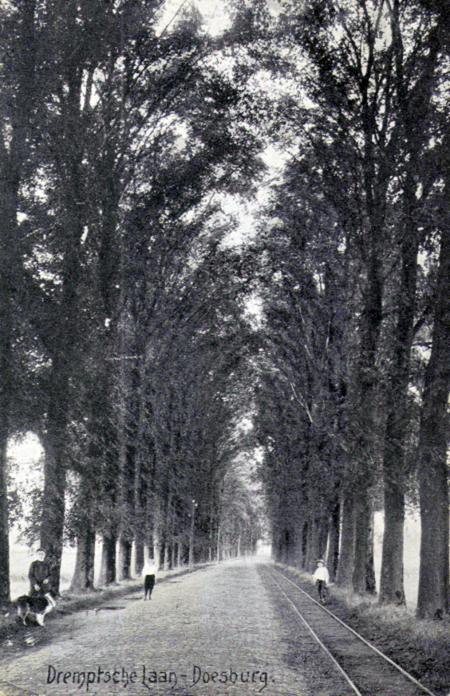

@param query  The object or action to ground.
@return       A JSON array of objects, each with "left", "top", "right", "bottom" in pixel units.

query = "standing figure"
[
  {"left": 29, "top": 549, "right": 51, "bottom": 597},
  {"left": 26, "top": 548, "right": 56, "bottom": 625},
  {"left": 142, "top": 558, "right": 157, "bottom": 600},
  {"left": 313, "top": 559, "right": 330, "bottom": 603}
]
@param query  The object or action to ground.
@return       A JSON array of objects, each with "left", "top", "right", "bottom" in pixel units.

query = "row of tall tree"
[
  {"left": 0, "top": 0, "right": 264, "bottom": 603},
  {"left": 1, "top": 0, "right": 448, "bottom": 624},
  {"left": 255, "top": 0, "right": 449, "bottom": 619}
]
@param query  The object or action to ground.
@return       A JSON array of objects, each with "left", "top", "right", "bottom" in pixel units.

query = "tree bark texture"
[
  {"left": 318, "top": 516, "right": 329, "bottom": 559},
  {"left": 365, "top": 512, "right": 376, "bottom": 594},
  {"left": 327, "top": 501, "right": 340, "bottom": 581},
  {"left": 380, "top": 226, "right": 417, "bottom": 604},
  {"left": 416, "top": 224, "right": 450, "bottom": 618},
  {"left": 337, "top": 492, "right": 355, "bottom": 588},
  {"left": 134, "top": 537, "right": 145, "bottom": 577},
  {"left": 381, "top": 0, "right": 442, "bottom": 608},
  {"left": 352, "top": 489, "right": 372, "bottom": 594},
  {"left": 0, "top": 179, "right": 15, "bottom": 605},
  {"left": 0, "top": 432, "right": 10, "bottom": 605},
  {"left": 40, "top": 411, "right": 68, "bottom": 595},
  {"left": 70, "top": 472, "right": 97, "bottom": 592},
  {"left": 100, "top": 534, "right": 117, "bottom": 585},
  {"left": 39, "top": 29, "right": 85, "bottom": 592},
  {"left": 71, "top": 530, "right": 96, "bottom": 592},
  {"left": 118, "top": 537, "right": 133, "bottom": 580},
  {"left": 0, "top": 0, "right": 36, "bottom": 605}
]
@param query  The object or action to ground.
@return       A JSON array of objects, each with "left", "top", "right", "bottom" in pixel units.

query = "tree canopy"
[{"left": 1, "top": 0, "right": 448, "bottom": 620}]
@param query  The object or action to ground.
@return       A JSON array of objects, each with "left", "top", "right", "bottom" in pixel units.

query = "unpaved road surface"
[
  {"left": 0, "top": 561, "right": 369, "bottom": 696},
  {"left": 0, "top": 561, "right": 313, "bottom": 696}
]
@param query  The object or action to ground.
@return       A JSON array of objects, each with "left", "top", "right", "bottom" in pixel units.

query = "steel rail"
[
  {"left": 270, "top": 566, "right": 438, "bottom": 696},
  {"left": 268, "top": 571, "right": 364, "bottom": 695}
]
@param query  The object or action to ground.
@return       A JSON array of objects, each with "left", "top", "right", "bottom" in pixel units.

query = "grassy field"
[
  {"left": 9, "top": 538, "right": 106, "bottom": 598},
  {"left": 9, "top": 543, "right": 77, "bottom": 598},
  {"left": 373, "top": 509, "right": 420, "bottom": 609},
  {"left": 9, "top": 511, "right": 422, "bottom": 604}
]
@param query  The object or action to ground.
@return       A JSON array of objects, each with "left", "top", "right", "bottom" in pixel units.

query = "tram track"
[{"left": 260, "top": 565, "right": 439, "bottom": 696}]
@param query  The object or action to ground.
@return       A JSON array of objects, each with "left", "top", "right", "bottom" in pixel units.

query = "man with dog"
[
  {"left": 29, "top": 548, "right": 51, "bottom": 596},
  {"left": 16, "top": 548, "right": 57, "bottom": 626}
]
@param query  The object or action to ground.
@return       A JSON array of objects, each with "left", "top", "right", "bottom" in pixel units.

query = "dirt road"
[{"left": 0, "top": 561, "right": 321, "bottom": 696}]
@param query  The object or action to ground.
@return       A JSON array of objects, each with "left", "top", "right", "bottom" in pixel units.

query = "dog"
[{"left": 16, "top": 593, "right": 56, "bottom": 627}]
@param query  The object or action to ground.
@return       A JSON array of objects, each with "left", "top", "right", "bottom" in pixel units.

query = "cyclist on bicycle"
[{"left": 313, "top": 559, "right": 330, "bottom": 603}]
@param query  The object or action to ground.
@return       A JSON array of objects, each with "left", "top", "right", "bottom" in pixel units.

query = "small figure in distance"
[
  {"left": 313, "top": 559, "right": 330, "bottom": 604},
  {"left": 142, "top": 557, "right": 157, "bottom": 600}
]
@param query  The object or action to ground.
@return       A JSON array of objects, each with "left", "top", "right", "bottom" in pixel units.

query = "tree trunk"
[
  {"left": 365, "top": 511, "right": 376, "bottom": 594},
  {"left": 163, "top": 540, "right": 170, "bottom": 570},
  {"left": 0, "top": 0, "right": 37, "bottom": 605},
  {"left": 305, "top": 516, "right": 321, "bottom": 571},
  {"left": 70, "top": 529, "right": 96, "bottom": 592},
  {"left": 301, "top": 521, "right": 308, "bottom": 568},
  {"left": 100, "top": 534, "right": 117, "bottom": 585},
  {"left": 39, "top": 14, "right": 87, "bottom": 594},
  {"left": 380, "top": 0, "right": 442, "bottom": 608},
  {"left": 216, "top": 524, "right": 221, "bottom": 562},
  {"left": 40, "top": 415, "right": 68, "bottom": 595},
  {"left": 132, "top": 348, "right": 149, "bottom": 579},
  {"left": 352, "top": 489, "right": 371, "bottom": 594},
  {"left": 337, "top": 493, "right": 355, "bottom": 588},
  {"left": 171, "top": 541, "right": 177, "bottom": 569},
  {"left": 416, "top": 224, "right": 450, "bottom": 619},
  {"left": 380, "top": 485, "right": 405, "bottom": 603},
  {"left": 0, "top": 187, "right": 14, "bottom": 605},
  {"left": 170, "top": 508, "right": 176, "bottom": 569},
  {"left": 0, "top": 290, "right": 12, "bottom": 606},
  {"left": 133, "top": 453, "right": 145, "bottom": 576},
  {"left": 380, "top": 169, "right": 420, "bottom": 604},
  {"left": 303, "top": 522, "right": 313, "bottom": 569},
  {"left": 349, "top": 79, "right": 386, "bottom": 591},
  {"left": 318, "top": 516, "right": 329, "bottom": 559},
  {"left": 118, "top": 537, "right": 132, "bottom": 580},
  {"left": 189, "top": 499, "right": 196, "bottom": 566},
  {"left": 117, "top": 331, "right": 135, "bottom": 581},
  {"left": 327, "top": 501, "right": 340, "bottom": 581},
  {"left": 0, "top": 429, "right": 10, "bottom": 606},
  {"left": 143, "top": 446, "right": 156, "bottom": 565},
  {"left": 134, "top": 537, "right": 144, "bottom": 577},
  {"left": 153, "top": 500, "right": 162, "bottom": 567},
  {"left": 282, "top": 529, "right": 291, "bottom": 564},
  {"left": 70, "top": 449, "right": 99, "bottom": 593},
  {"left": 293, "top": 525, "right": 304, "bottom": 567},
  {"left": 163, "top": 492, "right": 173, "bottom": 570}
]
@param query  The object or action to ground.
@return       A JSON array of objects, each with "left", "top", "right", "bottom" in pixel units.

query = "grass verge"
[{"left": 277, "top": 563, "right": 450, "bottom": 696}]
